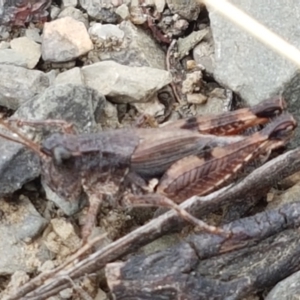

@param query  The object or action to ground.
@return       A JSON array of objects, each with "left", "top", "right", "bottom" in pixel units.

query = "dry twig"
[{"left": 7, "top": 147, "right": 300, "bottom": 300}]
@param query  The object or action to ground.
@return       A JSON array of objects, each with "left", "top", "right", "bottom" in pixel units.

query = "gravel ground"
[{"left": 0, "top": 1, "right": 300, "bottom": 299}]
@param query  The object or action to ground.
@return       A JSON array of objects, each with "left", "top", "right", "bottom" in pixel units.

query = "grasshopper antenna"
[
  {"left": 8, "top": 118, "right": 75, "bottom": 134},
  {"left": 0, "top": 118, "right": 45, "bottom": 157}
]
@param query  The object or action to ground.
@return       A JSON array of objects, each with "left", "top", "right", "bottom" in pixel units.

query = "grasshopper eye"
[
  {"left": 41, "top": 133, "right": 65, "bottom": 157},
  {"left": 41, "top": 133, "right": 79, "bottom": 162},
  {"left": 53, "top": 146, "right": 72, "bottom": 164}
]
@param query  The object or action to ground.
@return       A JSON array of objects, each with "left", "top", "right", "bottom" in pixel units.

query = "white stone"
[
  {"left": 82, "top": 61, "right": 172, "bottom": 103},
  {"left": 42, "top": 17, "right": 93, "bottom": 62}
]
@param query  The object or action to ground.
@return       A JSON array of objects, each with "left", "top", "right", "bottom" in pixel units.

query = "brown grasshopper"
[
  {"left": 0, "top": 96, "right": 294, "bottom": 241},
  {"left": 137, "top": 113, "right": 296, "bottom": 202}
]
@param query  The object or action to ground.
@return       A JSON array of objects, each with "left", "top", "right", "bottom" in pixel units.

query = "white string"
[{"left": 199, "top": 0, "right": 300, "bottom": 68}]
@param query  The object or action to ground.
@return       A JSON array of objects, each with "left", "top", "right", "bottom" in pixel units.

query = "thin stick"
[
  {"left": 9, "top": 119, "right": 75, "bottom": 134},
  {"left": 199, "top": 0, "right": 300, "bottom": 67},
  {"left": 0, "top": 120, "right": 44, "bottom": 156},
  {"left": 81, "top": 194, "right": 103, "bottom": 245},
  {"left": 166, "top": 40, "right": 184, "bottom": 104},
  {"left": 3, "top": 235, "right": 106, "bottom": 300},
  {"left": 8, "top": 146, "right": 300, "bottom": 300}
]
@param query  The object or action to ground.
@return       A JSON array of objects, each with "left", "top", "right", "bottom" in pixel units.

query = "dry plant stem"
[
  {"left": 3, "top": 235, "right": 106, "bottom": 300},
  {"left": 166, "top": 40, "right": 176, "bottom": 72},
  {"left": 0, "top": 120, "right": 43, "bottom": 156},
  {"left": 51, "top": 234, "right": 107, "bottom": 274},
  {"left": 9, "top": 147, "right": 300, "bottom": 300},
  {"left": 145, "top": 10, "right": 171, "bottom": 44},
  {"left": 61, "top": 276, "right": 93, "bottom": 300},
  {"left": 166, "top": 40, "right": 183, "bottom": 104},
  {"left": 199, "top": 0, "right": 300, "bottom": 67}
]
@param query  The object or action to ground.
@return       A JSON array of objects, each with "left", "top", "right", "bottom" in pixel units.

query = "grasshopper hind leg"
[
  {"left": 81, "top": 192, "right": 103, "bottom": 245},
  {"left": 124, "top": 193, "right": 230, "bottom": 237}
]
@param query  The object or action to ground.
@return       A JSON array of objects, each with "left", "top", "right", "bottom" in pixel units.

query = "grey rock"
[
  {"left": 50, "top": 218, "right": 81, "bottom": 249},
  {"left": 79, "top": 0, "right": 118, "bottom": 23},
  {"left": 0, "top": 41, "right": 9, "bottom": 49},
  {"left": 89, "top": 23, "right": 125, "bottom": 40},
  {"left": 193, "top": 29, "right": 215, "bottom": 75},
  {"left": 177, "top": 28, "right": 210, "bottom": 60},
  {"left": 42, "top": 17, "right": 93, "bottom": 62},
  {"left": 17, "top": 85, "right": 105, "bottom": 215},
  {"left": 98, "top": 101, "right": 120, "bottom": 129},
  {"left": 265, "top": 270, "right": 300, "bottom": 300},
  {"left": 10, "top": 37, "right": 41, "bottom": 69},
  {"left": 0, "top": 64, "right": 51, "bottom": 109},
  {"left": 194, "top": 88, "right": 228, "bottom": 115},
  {"left": 59, "top": 289, "right": 74, "bottom": 299},
  {"left": 45, "top": 69, "right": 58, "bottom": 86},
  {"left": 125, "top": 3, "right": 147, "bottom": 25},
  {"left": 155, "top": 0, "right": 166, "bottom": 13},
  {"left": 41, "top": 219, "right": 82, "bottom": 268},
  {"left": 187, "top": 93, "right": 207, "bottom": 104},
  {"left": 82, "top": 60, "right": 172, "bottom": 103},
  {"left": 0, "top": 196, "right": 49, "bottom": 275},
  {"left": 14, "top": 195, "right": 49, "bottom": 241},
  {"left": 25, "top": 28, "right": 42, "bottom": 44},
  {"left": 95, "top": 21, "right": 166, "bottom": 69},
  {"left": 208, "top": 0, "right": 300, "bottom": 147},
  {"left": 0, "top": 49, "right": 28, "bottom": 67},
  {"left": 14, "top": 84, "right": 106, "bottom": 133},
  {"left": 166, "top": 0, "right": 200, "bottom": 20},
  {"left": 168, "top": 18, "right": 189, "bottom": 37},
  {"left": 62, "top": 0, "right": 77, "bottom": 8},
  {"left": 115, "top": 4, "right": 130, "bottom": 20},
  {"left": 88, "top": 23, "right": 125, "bottom": 55},
  {"left": 0, "top": 26, "right": 9, "bottom": 40},
  {"left": 3, "top": 84, "right": 106, "bottom": 215},
  {"left": 4, "top": 271, "right": 30, "bottom": 297},
  {"left": 133, "top": 96, "right": 165, "bottom": 117},
  {"left": 50, "top": 4, "right": 61, "bottom": 19},
  {"left": 181, "top": 71, "right": 202, "bottom": 94},
  {"left": 54, "top": 67, "right": 84, "bottom": 85},
  {"left": 42, "top": 182, "right": 86, "bottom": 216},
  {"left": 58, "top": 7, "right": 89, "bottom": 29},
  {"left": 0, "top": 141, "right": 40, "bottom": 197},
  {"left": 267, "top": 183, "right": 300, "bottom": 210}
]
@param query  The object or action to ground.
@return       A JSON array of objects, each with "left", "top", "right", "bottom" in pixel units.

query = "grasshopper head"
[{"left": 41, "top": 133, "right": 79, "bottom": 164}]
